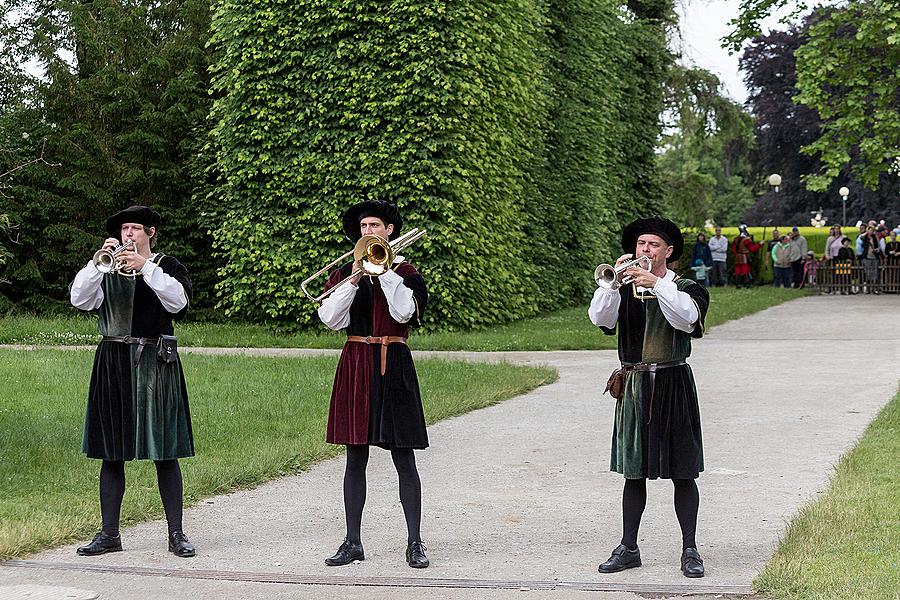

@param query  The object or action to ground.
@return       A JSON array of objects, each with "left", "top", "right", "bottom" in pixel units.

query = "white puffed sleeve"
[
  {"left": 588, "top": 286, "right": 621, "bottom": 329},
  {"left": 652, "top": 275, "right": 699, "bottom": 332},
  {"left": 70, "top": 262, "right": 105, "bottom": 311},
  {"left": 378, "top": 268, "right": 417, "bottom": 324},
  {"left": 141, "top": 259, "right": 188, "bottom": 313},
  {"left": 317, "top": 280, "right": 358, "bottom": 330}
]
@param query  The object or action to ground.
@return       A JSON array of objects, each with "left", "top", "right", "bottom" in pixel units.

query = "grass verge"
[
  {"left": 754, "top": 389, "right": 900, "bottom": 599},
  {"left": 0, "top": 286, "right": 805, "bottom": 351},
  {"left": 0, "top": 348, "right": 556, "bottom": 559}
]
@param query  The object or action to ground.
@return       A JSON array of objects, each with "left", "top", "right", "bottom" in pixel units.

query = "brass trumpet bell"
[{"left": 594, "top": 255, "right": 652, "bottom": 289}]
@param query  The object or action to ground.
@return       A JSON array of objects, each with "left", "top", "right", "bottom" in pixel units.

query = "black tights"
[
  {"left": 99, "top": 459, "right": 184, "bottom": 536},
  {"left": 621, "top": 478, "right": 699, "bottom": 550},
  {"left": 343, "top": 445, "right": 422, "bottom": 545}
]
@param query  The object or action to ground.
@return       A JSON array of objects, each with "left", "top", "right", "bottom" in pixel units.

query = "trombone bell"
[{"left": 301, "top": 227, "right": 427, "bottom": 303}]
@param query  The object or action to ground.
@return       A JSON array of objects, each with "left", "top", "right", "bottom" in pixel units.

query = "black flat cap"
[
  {"left": 106, "top": 205, "right": 161, "bottom": 237},
  {"left": 621, "top": 216, "right": 684, "bottom": 260},
  {"left": 341, "top": 200, "right": 403, "bottom": 242}
]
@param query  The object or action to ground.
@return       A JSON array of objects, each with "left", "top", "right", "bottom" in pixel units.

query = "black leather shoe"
[
  {"left": 681, "top": 547, "right": 705, "bottom": 578},
  {"left": 598, "top": 544, "right": 641, "bottom": 573},
  {"left": 406, "top": 541, "right": 429, "bottom": 568},
  {"left": 325, "top": 539, "right": 365, "bottom": 566},
  {"left": 76, "top": 531, "right": 122, "bottom": 556},
  {"left": 168, "top": 531, "right": 196, "bottom": 558}
]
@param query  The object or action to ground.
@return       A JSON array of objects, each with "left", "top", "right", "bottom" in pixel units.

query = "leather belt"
[
  {"left": 622, "top": 359, "right": 686, "bottom": 373},
  {"left": 102, "top": 335, "right": 159, "bottom": 368},
  {"left": 347, "top": 335, "right": 408, "bottom": 376}
]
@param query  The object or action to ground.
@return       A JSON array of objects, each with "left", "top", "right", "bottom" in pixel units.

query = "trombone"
[
  {"left": 594, "top": 255, "right": 652, "bottom": 290},
  {"left": 301, "top": 227, "right": 427, "bottom": 303}
]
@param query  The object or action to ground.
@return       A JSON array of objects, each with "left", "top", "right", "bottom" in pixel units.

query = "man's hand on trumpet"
[
  {"left": 116, "top": 241, "right": 146, "bottom": 272},
  {"left": 617, "top": 253, "right": 659, "bottom": 289}
]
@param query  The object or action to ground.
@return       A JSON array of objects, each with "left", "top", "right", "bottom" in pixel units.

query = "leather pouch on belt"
[
  {"left": 157, "top": 335, "right": 178, "bottom": 364},
  {"left": 604, "top": 368, "right": 626, "bottom": 400}
]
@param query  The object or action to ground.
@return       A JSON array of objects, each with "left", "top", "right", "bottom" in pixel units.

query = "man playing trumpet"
[
  {"left": 588, "top": 217, "right": 710, "bottom": 578},
  {"left": 70, "top": 205, "right": 196, "bottom": 558},
  {"left": 316, "top": 200, "right": 430, "bottom": 569}
]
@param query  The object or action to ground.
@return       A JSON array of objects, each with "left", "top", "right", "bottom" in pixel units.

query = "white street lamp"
[
  {"left": 768, "top": 173, "right": 782, "bottom": 193},
  {"left": 839, "top": 186, "right": 849, "bottom": 228}
]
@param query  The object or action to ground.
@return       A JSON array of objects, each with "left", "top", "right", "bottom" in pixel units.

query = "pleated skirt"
[
  {"left": 327, "top": 342, "right": 428, "bottom": 449},
  {"left": 610, "top": 364, "right": 703, "bottom": 480},
  {"left": 82, "top": 341, "right": 194, "bottom": 461}
]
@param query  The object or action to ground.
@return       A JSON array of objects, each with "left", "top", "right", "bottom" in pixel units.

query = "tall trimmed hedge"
[{"left": 208, "top": 0, "right": 671, "bottom": 329}]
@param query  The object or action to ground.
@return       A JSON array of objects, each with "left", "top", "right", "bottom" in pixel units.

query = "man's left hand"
[
  {"left": 118, "top": 249, "right": 147, "bottom": 272},
  {"left": 625, "top": 266, "right": 658, "bottom": 289}
]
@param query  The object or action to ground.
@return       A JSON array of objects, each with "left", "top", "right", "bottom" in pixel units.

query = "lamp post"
[
  {"left": 839, "top": 186, "right": 849, "bottom": 229},
  {"left": 768, "top": 173, "right": 782, "bottom": 193}
]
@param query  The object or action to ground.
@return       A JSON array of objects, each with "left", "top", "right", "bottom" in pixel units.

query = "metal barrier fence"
[{"left": 809, "top": 263, "right": 900, "bottom": 294}]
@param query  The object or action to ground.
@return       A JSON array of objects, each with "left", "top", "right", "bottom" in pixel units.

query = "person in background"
[
  {"left": 789, "top": 227, "right": 808, "bottom": 289},
  {"left": 884, "top": 230, "right": 900, "bottom": 293},
  {"left": 800, "top": 251, "right": 818, "bottom": 289},
  {"left": 690, "top": 259, "right": 710, "bottom": 287},
  {"left": 771, "top": 233, "right": 793, "bottom": 289},
  {"left": 859, "top": 224, "right": 885, "bottom": 294},
  {"left": 690, "top": 233, "right": 712, "bottom": 274},
  {"left": 731, "top": 225, "right": 761, "bottom": 289},
  {"left": 707, "top": 227, "right": 729, "bottom": 287}
]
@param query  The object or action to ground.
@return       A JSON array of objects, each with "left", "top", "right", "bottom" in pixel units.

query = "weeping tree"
[{"left": 656, "top": 65, "right": 754, "bottom": 229}]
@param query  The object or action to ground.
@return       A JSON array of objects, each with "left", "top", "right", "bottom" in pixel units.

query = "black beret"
[
  {"left": 106, "top": 205, "right": 161, "bottom": 237},
  {"left": 342, "top": 200, "right": 403, "bottom": 242},
  {"left": 621, "top": 216, "right": 684, "bottom": 260}
]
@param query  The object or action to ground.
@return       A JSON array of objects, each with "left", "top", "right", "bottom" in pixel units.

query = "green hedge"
[{"left": 208, "top": 0, "right": 672, "bottom": 329}]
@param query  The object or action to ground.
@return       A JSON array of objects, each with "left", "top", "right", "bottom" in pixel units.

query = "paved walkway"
[{"left": 2, "top": 295, "right": 898, "bottom": 599}]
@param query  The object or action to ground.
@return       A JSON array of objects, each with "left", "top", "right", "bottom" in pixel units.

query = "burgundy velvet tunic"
[{"left": 324, "top": 261, "right": 429, "bottom": 449}]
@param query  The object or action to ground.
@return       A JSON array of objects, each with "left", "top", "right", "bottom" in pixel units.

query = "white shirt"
[
  {"left": 317, "top": 256, "right": 417, "bottom": 330},
  {"left": 69, "top": 256, "right": 188, "bottom": 313},
  {"left": 588, "top": 269, "right": 700, "bottom": 333}
]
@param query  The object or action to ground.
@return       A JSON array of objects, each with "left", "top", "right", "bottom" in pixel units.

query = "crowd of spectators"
[{"left": 685, "top": 220, "right": 900, "bottom": 294}]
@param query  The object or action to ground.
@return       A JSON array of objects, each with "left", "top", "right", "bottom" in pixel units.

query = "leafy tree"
[
  {"left": 726, "top": 0, "right": 900, "bottom": 192},
  {"left": 657, "top": 65, "right": 755, "bottom": 228},
  {"left": 739, "top": 16, "right": 899, "bottom": 226}
]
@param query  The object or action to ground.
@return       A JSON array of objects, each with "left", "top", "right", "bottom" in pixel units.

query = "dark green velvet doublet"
[
  {"left": 601, "top": 278, "right": 709, "bottom": 479},
  {"left": 81, "top": 255, "right": 194, "bottom": 461}
]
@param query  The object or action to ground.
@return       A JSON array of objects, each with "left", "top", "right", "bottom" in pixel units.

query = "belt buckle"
[{"left": 364, "top": 336, "right": 373, "bottom": 344}]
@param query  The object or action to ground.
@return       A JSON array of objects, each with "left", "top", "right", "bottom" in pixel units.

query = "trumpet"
[
  {"left": 594, "top": 255, "right": 652, "bottom": 289},
  {"left": 301, "top": 227, "right": 427, "bottom": 303},
  {"left": 93, "top": 240, "right": 137, "bottom": 274}
]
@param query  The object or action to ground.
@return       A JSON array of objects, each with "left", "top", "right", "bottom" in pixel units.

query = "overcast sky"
[{"left": 675, "top": 0, "right": 805, "bottom": 105}]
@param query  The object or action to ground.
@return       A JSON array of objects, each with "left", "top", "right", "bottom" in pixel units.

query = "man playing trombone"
[
  {"left": 588, "top": 216, "right": 710, "bottom": 578},
  {"left": 316, "top": 200, "right": 430, "bottom": 568}
]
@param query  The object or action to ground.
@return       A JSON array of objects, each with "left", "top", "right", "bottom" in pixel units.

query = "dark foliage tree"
[
  {"left": 0, "top": 0, "right": 217, "bottom": 313},
  {"left": 739, "top": 16, "right": 899, "bottom": 227}
]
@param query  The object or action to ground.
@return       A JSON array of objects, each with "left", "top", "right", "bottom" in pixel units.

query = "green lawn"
[
  {"left": 754, "top": 390, "right": 900, "bottom": 599},
  {"left": 0, "top": 286, "right": 805, "bottom": 351},
  {"left": 0, "top": 348, "right": 555, "bottom": 559}
]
